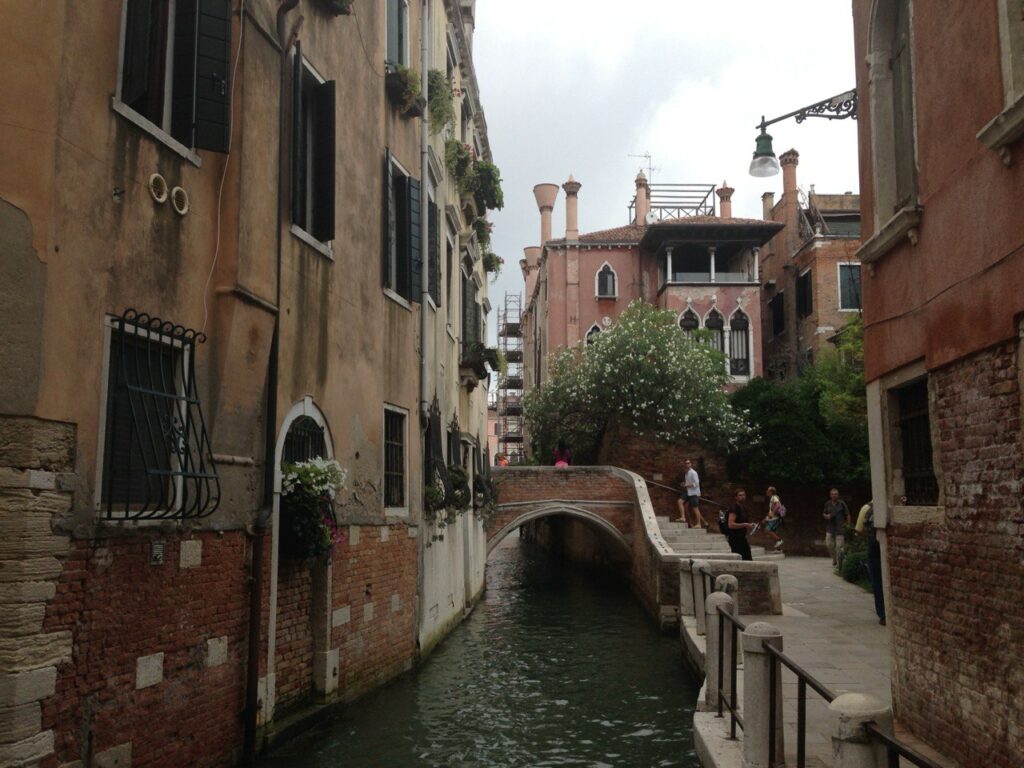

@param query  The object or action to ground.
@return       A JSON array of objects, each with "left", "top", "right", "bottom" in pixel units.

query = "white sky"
[{"left": 472, "top": 0, "right": 861, "bottom": 342}]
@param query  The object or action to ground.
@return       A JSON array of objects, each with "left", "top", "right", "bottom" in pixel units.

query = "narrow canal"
[{"left": 266, "top": 535, "right": 702, "bottom": 767}]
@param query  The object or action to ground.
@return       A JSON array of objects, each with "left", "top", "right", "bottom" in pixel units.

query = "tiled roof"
[
  {"left": 545, "top": 215, "right": 782, "bottom": 249},
  {"left": 577, "top": 223, "right": 648, "bottom": 243}
]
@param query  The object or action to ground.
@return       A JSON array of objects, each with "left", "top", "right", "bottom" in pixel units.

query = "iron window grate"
[
  {"left": 101, "top": 309, "right": 220, "bottom": 520},
  {"left": 898, "top": 380, "right": 938, "bottom": 505},
  {"left": 384, "top": 409, "right": 406, "bottom": 508}
]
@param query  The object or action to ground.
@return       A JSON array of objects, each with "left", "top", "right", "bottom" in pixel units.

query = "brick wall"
[
  {"left": 41, "top": 532, "right": 250, "bottom": 768},
  {"left": 330, "top": 524, "right": 417, "bottom": 701},
  {"left": 886, "top": 340, "right": 1023, "bottom": 767},
  {"left": 273, "top": 559, "right": 314, "bottom": 712}
]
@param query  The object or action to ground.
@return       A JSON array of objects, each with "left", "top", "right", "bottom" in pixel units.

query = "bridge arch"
[{"left": 486, "top": 502, "right": 631, "bottom": 557}]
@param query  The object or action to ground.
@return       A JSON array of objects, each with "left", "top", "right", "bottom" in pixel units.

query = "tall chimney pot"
[
  {"left": 634, "top": 171, "right": 650, "bottom": 225},
  {"left": 761, "top": 191, "right": 776, "bottom": 220},
  {"left": 533, "top": 183, "right": 560, "bottom": 246},
  {"left": 523, "top": 246, "right": 541, "bottom": 298},
  {"left": 780, "top": 149, "right": 799, "bottom": 195},
  {"left": 563, "top": 175, "right": 581, "bottom": 241},
  {"left": 716, "top": 181, "right": 735, "bottom": 219}
]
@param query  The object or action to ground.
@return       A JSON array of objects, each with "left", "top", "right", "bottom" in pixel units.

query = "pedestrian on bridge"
[
  {"left": 725, "top": 488, "right": 755, "bottom": 561},
  {"left": 677, "top": 458, "right": 705, "bottom": 528}
]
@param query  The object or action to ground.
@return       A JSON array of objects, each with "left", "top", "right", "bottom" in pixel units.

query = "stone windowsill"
[
  {"left": 888, "top": 504, "right": 945, "bottom": 526},
  {"left": 856, "top": 205, "right": 923, "bottom": 265},
  {"left": 977, "top": 92, "right": 1024, "bottom": 165}
]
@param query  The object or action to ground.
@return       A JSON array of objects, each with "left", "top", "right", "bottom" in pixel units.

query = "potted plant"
[
  {"left": 482, "top": 251, "right": 503, "bottom": 278},
  {"left": 279, "top": 458, "right": 348, "bottom": 561},
  {"left": 386, "top": 65, "right": 421, "bottom": 114},
  {"left": 427, "top": 69, "right": 454, "bottom": 134},
  {"left": 472, "top": 217, "right": 491, "bottom": 250},
  {"left": 445, "top": 138, "right": 475, "bottom": 192},
  {"left": 472, "top": 160, "right": 504, "bottom": 211}
]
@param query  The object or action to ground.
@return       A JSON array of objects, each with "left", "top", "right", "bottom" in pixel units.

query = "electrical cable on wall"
[{"left": 203, "top": 0, "right": 246, "bottom": 334}]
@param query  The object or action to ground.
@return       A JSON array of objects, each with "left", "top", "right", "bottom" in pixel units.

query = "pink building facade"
[{"left": 522, "top": 174, "right": 782, "bottom": 394}]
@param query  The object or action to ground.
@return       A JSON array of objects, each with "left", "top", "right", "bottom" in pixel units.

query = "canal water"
[{"left": 266, "top": 535, "right": 701, "bottom": 767}]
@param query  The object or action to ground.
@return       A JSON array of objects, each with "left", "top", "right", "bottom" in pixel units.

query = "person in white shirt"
[{"left": 676, "top": 459, "right": 706, "bottom": 528}]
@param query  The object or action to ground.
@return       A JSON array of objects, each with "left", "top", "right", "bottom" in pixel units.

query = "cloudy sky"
[{"left": 471, "top": 0, "right": 861, "bottom": 342}]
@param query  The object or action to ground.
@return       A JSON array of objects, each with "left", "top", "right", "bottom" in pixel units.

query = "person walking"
[
  {"left": 725, "top": 488, "right": 755, "bottom": 561},
  {"left": 677, "top": 459, "right": 704, "bottom": 528},
  {"left": 759, "top": 486, "right": 785, "bottom": 550},
  {"left": 823, "top": 488, "right": 850, "bottom": 566},
  {"left": 855, "top": 500, "right": 886, "bottom": 625}
]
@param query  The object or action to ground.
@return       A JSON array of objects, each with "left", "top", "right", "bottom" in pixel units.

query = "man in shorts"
[{"left": 676, "top": 459, "right": 705, "bottom": 528}]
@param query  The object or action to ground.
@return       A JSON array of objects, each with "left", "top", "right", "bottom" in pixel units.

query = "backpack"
[
  {"left": 718, "top": 508, "right": 729, "bottom": 532},
  {"left": 775, "top": 503, "right": 787, "bottom": 518}
]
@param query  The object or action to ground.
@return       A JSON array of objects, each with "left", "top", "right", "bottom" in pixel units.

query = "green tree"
[{"left": 523, "top": 301, "right": 749, "bottom": 462}]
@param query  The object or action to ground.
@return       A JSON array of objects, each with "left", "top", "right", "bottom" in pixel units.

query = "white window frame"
[
  {"left": 383, "top": 404, "right": 409, "bottom": 516},
  {"left": 595, "top": 262, "right": 618, "bottom": 299},
  {"left": 289, "top": 54, "right": 335, "bottom": 257},
  {"left": 112, "top": 0, "right": 202, "bottom": 166},
  {"left": 585, "top": 324, "right": 602, "bottom": 345},
  {"left": 94, "top": 315, "right": 190, "bottom": 517},
  {"left": 384, "top": 154, "right": 414, "bottom": 308},
  {"left": 727, "top": 306, "right": 753, "bottom": 383},
  {"left": 978, "top": 0, "right": 1024, "bottom": 162},
  {"left": 837, "top": 262, "right": 863, "bottom": 312}
]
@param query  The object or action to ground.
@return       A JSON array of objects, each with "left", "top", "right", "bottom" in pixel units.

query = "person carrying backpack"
[{"left": 757, "top": 485, "right": 785, "bottom": 550}]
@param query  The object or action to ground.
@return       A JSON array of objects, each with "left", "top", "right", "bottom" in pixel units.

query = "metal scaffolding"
[{"left": 497, "top": 293, "right": 524, "bottom": 464}]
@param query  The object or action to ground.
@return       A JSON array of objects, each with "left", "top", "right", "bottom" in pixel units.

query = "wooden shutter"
[
  {"left": 291, "top": 42, "right": 305, "bottom": 227},
  {"left": 312, "top": 80, "right": 336, "bottom": 242},
  {"left": 395, "top": 174, "right": 410, "bottom": 299},
  {"left": 891, "top": 0, "right": 916, "bottom": 210},
  {"left": 408, "top": 177, "right": 422, "bottom": 303},
  {"left": 191, "top": 0, "right": 232, "bottom": 152},
  {"left": 428, "top": 202, "right": 440, "bottom": 304},
  {"left": 383, "top": 149, "right": 394, "bottom": 288},
  {"left": 170, "top": 0, "right": 198, "bottom": 145}
]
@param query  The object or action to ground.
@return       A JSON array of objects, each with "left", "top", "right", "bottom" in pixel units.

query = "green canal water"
[{"left": 265, "top": 536, "right": 701, "bottom": 767}]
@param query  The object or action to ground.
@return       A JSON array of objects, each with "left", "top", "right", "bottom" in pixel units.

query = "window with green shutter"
[
  {"left": 291, "top": 44, "right": 336, "bottom": 243},
  {"left": 382, "top": 150, "right": 422, "bottom": 302}
]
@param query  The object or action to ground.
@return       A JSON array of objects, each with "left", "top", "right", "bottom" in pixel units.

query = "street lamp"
[{"left": 748, "top": 89, "right": 858, "bottom": 177}]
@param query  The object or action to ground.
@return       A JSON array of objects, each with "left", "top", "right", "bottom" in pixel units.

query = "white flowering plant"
[
  {"left": 280, "top": 458, "right": 348, "bottom": 560},
  {"left": 523, "top": 301, "right": 752, "bottom": 461}
]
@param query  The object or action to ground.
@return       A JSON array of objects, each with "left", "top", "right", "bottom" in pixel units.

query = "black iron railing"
[
  {"left": 864, "top": 723, "right": 946, "bottom": 768},
  {"left": 717, "top": 607, "right": 747, "bottom": 739}
]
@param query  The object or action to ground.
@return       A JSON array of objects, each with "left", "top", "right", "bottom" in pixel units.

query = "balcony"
[{"left": 459, "top": 342, "right": 498, "bottom": 390}]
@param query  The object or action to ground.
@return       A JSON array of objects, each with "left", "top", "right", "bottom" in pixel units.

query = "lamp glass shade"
[{"left": 749, "top": 154, "right": 781, "bottom": 177}]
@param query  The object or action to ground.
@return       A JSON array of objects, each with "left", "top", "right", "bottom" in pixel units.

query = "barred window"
[
  {"left": 730, "top": 311, "right": 751, "bottom": 377},
  {"left": 283, "top": 416, "right": 326, "bottom": 464},
  {"left": 704, "top": 309, "right": 725, "bottom": 353},
  {"left": 384, "top": 408, "right": 406, "bottom": 509},
  {"left": 596, "top": 264, "right": 617, "bottom": 298},
  {"left": 896, "top": 379, "right": 938, "bottom": 505},
  {"left": 100, "top": 310, "right": 219, "bottom": 519}
]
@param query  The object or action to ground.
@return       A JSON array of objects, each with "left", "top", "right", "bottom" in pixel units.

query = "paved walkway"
[{"left": 691, "top": 557, "right": 950, "bottom": 768}]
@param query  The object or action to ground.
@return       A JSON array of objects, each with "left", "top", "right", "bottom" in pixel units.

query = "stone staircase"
[{"left": 655, "top": 516, "right": 784, "bottom": 561}]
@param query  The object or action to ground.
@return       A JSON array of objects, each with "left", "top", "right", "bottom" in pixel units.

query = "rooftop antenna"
[{"left": 628, "top": 151, "right": 660, "bottom": 184}]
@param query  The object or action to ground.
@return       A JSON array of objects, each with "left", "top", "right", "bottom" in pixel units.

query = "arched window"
[
  {"left": 679, "top": 308, "right": 699, "bottom": 341},
  {"left": 283, "top": 416, "right": 327, "bottom": 463},
  {"left": 729, "top": 310, "right": 750, "bottom": 376},
  {"left": 596, "top": 264, "right": 617, "bottom": 298},
  {"left": 704, "top": 309, "right": 725, "bottom": 353},
  {"left": 586, "top": 324, "right": 602, "bottom": 345},
  {"left": 868, "top": 0, "right": 917, "bottom": 222}
]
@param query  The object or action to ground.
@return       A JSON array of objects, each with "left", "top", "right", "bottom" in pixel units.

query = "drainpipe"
[
  {"left": 244, "top": 2, "right": 299, "bottom": 764},
  {"left": 419, "top": 0, "right": 430, "bottom": 423}
]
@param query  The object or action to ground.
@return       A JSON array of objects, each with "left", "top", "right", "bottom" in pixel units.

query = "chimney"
[
  {"left": 780, "top": 148, "right": 799, "bottom": 195},
  {"left": 523, "top": 246, "right": 541, "bottom": 298},
  {"left": 761, "top": 191, "right": 775, "bottom": 220},
  {"left": 634, "top": 171, "right": 650, "bottom": 225},
  {"left": 533, "top": 183, "right": 559, "bottom": 246},
  {"left": 716, "top": 181, "right": 735, "bottom": 219},
  {"left": 562, "top": 175, "right": 581, "bottom": 241}
]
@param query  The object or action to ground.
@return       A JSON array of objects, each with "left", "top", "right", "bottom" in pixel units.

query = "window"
[
  {"left": 384, "top": 407, "right": 407, "bottom": 509},
  {"left": 99, "top": 310, "right": 219, "bottom": 519},
  {"left": 796, "top": 268, "right": 813, "bottom": 319},
  {"left": 586, "top": 325, "right": 601, "bottom": 345},
  {"left": 383, "top": 151, "right": 423, "bottom": 303},
  {"left": 998, "top": 0, "right": 1024, "bottom": 106},
  {"left": 868, "top": 0, "right": 917, "bottom": 220},
  {"left": 386, "top": 0, "right": 410, "bottom": 67},
  {"left": 704, "top": 309, "right": 724, "bottom": 353},
  {"left": 116, "top": 0, "right": 232, "bottom": 153},
  {"left": 769, "top": 292, "right": 786, "bottom": 336},
  {"left": 283, "top": 416, "right": 326, "bottom": 463},
  {"left": 596, "top": 264, "right": 617, "bottom": 298},
  {"left": 679, "top": 308, "right": 699, "bottom": 340},
  {"left": 838, "top": 263, "right": 862, "bottom": 310},
  {"left": 292, "top": 47, "right": 336, "bottom": 243},
  {"left": 895, "top": 379, "right": 938, "bottom": 505},
  {"left": 428, "top": 200, "right": 441, "bottom": 305},
  {"left": 729, "top": 310, "right": 750, "bottom": 376},
  {"left": 461, "top": 267, "right": 481, "bottom": 349}
]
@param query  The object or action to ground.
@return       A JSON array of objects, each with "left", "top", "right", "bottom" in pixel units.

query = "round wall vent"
[
  {"left": 171, "top": 186, "right": 190, "bottom": 216},
  {"left": 149, "top": 173, "right": 168, "bottom": 204}
]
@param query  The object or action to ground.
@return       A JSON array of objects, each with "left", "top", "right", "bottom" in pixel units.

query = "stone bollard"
[
  {"left": 715, "top": 575, "right": 741, "bottom": 663},
  {"left": 692, "top": 559, "right": 712, "bottom": 636},
  {"left": 741, "top": 622, "right": 784, "bottom": 768},
  {"left": 679, "top": 560, "right": 695, "bottom": 618},
  {"left": 829, "top": 693, "right": 892, "bottom": 768},
  {"left": 704, "top": 591, "right": 735, "bottom": 711}
]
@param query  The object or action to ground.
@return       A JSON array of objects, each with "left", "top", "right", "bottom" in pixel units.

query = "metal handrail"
[
  {"left": 716, "top": 606, "right": 748, "bottom": 739},
  {"left": 864, "top": 722, "right": 946, "bottom": 768}
]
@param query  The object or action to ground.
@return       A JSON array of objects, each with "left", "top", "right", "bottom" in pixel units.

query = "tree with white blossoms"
[{"left": 523, "top": 301, "right": 750, "bottom": 462}]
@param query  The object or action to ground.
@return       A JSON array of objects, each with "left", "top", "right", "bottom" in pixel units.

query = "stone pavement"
[{"left": 691, "top": 557, "right": 952, "bottom": 768}]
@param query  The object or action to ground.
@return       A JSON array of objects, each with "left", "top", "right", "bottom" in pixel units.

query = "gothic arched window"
[
  {"left": 596, "top": 264, "right": 617, "bottom": 298},
  {"left": 679, "top": 308, "right": 699, "bottom": 341},
  {"left": 586, "top": 324, "right": 602, "bottom": 345},
  {"left": 729, "top": 310, "right": 750, "bottom": 376},
  {"left": 704, "top": 309, "right": 725, "bottom": 353}
]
